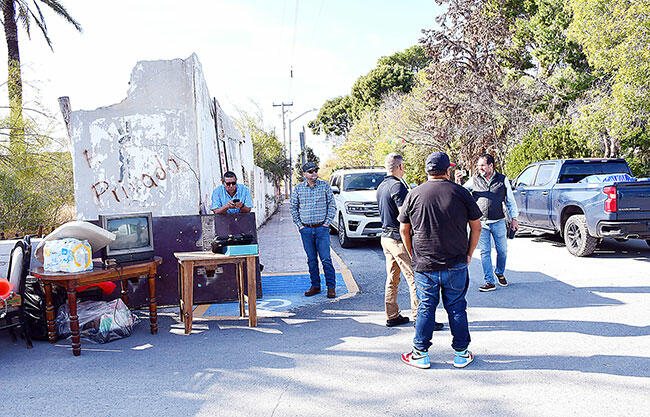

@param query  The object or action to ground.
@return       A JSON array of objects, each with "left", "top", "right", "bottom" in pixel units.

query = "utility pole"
[
  {"left": 273, "top": 102, "right": 293, "bottom": 197},
  {"left": 300, "top": 126, "right": 306, "bottom": 166},
  {"left": 286, "top": 108, "right": 318, "bottom": 195}
]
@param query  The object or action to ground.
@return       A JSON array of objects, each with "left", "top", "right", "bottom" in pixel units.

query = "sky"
[{"left": 3, "top": 0, "right": 442, "bottom": 162}]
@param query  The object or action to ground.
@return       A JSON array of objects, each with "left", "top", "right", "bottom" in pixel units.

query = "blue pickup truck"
[{"left": 511, "top": 158, "right": 650, "bottom": 256}]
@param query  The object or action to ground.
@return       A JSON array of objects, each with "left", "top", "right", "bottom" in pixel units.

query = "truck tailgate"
[{"left": 615, "top": 181, "right": 650, "bottom": 220}]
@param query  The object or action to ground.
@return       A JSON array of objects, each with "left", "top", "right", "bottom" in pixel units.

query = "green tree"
[
  {"left": 504, "top": 123, "right": 594, "bottom": 177},
  {"left": 236, "top": 112, "right": 289, "bottom": 190},
  {"left": 0, "top": 112, "right": 74, "bottom": 234},
  {"left": 376, "top": 45, "right": 431, "bottom": 74},
  {"left": 308, "top": 95, "right": 353, "bottom": 138},
  {"left": 566, "top": 0, "right": 650, "bottom": 170},
  {"left": 351, "top": 64, "right": 414, "bottom": 116},
  {"left": 294, "top": 146, "right": 319, "bottom": 183},
  {"left": 310, "top": 45, "right": 429, "bottom": 139},
  {"left": 1, "top": 0, "right": 81, "bottom": 142}
]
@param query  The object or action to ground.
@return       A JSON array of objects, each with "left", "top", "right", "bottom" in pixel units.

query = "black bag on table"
[{"left": 210, "top": 234, "right": 254, "bottom": 254}]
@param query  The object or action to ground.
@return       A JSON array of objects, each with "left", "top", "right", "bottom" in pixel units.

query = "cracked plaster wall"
[{"left": 69, "top": 54, "right": 275, "bottom": 222}]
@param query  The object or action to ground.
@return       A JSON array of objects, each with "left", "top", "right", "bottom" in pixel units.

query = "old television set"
[{"left": 99, "top": 212, "right": 155, "bottom": 263}]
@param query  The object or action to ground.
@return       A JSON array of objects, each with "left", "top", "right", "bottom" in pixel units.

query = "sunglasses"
[
  {"left": 306, "top": 169, "right": 318, "bottom": 174},
  {"left": 224, "top": 181, "right": 237, "bottom": 186}
]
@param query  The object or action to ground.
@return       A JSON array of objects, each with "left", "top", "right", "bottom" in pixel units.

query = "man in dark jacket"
[
  {"left": 456, "top": 154, "right": 519, "bottom": 291},
  {"left": 376, "top": 153, "right": 443, "bottom": 330}
]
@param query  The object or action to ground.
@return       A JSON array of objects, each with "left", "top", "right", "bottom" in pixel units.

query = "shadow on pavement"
[
  {"left": 469, "top": 319, "right": 650, "bottom": 337},
  {"left": 456, "top": 354, "right": 650, "bottom": 378},
  {"left": 521, "top": 233, "right": 650, "bottom": 261}
]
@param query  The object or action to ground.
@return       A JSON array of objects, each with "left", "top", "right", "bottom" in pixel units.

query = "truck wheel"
[
  {"left": 338, "top": 215, "right": 353, "bottom": 248},
  {"left": 564, "top": 215, "right": 597, "bottom": 257}
]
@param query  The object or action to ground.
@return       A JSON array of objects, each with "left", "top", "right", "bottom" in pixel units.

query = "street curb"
[{"left": 330, "top": 248, "right": 359, "bottom": 297}]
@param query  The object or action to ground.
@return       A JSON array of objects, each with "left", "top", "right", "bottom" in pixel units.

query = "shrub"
[{"left": 505, "top": 123, "right": 594, "bottom": 178}]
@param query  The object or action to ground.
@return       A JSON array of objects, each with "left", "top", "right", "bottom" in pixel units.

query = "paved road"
[{"left": 3, "top": 223, "right": 649, "bottom": 416}]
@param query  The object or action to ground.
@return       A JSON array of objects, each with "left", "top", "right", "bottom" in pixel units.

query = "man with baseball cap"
[
  {"left": 290, "top": 162, "right": 338, "bottom": 298},
  {"left": 398, "top": 151, "right": 482, "bottom": 369}
]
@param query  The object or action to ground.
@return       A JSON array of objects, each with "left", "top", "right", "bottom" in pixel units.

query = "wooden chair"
[{"left": 0, "top": 236, "right": 33, "bottom": 348}]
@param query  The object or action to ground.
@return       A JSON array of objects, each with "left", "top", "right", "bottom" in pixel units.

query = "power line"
[{"left": 288, "top": 0, "right": 300, "bottom": 100}]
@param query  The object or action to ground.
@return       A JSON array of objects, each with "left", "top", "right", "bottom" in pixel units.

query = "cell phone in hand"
[{"left": 232, "top": 198, "right": 240, "bottom": 203}]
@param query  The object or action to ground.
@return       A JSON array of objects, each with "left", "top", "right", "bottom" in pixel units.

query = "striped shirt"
[{"left": 290, "top": 179, "right": 336, "bottom": 227}]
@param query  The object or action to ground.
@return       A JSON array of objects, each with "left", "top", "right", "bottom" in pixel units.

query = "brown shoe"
[
  {"left": 327, "top": 287, "right": 336, "bottom": 299},
  {"left": 304, "top": 286, "right": 321, "bottom": 297}
]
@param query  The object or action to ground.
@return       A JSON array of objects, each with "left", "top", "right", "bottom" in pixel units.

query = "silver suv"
[{"left": 329, "top": 167, "right": 386, "bottom": 247}]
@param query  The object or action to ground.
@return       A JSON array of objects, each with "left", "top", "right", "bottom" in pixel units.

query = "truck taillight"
[{"left": 603, "top": 186, "right": 617, "bottom": 213}]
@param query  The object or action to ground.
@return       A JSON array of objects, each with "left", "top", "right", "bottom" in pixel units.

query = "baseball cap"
[
  {"left": 425, "top": 151, "right": 456, "bottom": 172},
  {"left": 302, "top": 162, "right": 318, "bottom": 172}
]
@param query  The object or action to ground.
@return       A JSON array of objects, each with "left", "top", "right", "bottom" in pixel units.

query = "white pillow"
[{"left": 35, "top": 221, "right": 115, "bottom": 264}]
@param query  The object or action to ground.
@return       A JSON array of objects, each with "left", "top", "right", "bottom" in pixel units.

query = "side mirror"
[{"left": 331, "top": 185, "right": 340, "bottom": 194}]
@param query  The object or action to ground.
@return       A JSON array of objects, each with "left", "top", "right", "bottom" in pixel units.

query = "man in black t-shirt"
[
  {"left": 398, "top": 151, "right": 482, "bottom": 369},
  {"left": 376, "top": 153, "right": 444, "bottom": 330}
]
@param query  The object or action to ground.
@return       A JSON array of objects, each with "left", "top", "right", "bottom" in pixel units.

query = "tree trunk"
[{"left": 3, "top": 0, "right": 23, "bottom": 146}]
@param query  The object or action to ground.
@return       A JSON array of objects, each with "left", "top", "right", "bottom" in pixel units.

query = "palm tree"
[{"left": 1, "top": 0, "right": 81, "bottom": 142}]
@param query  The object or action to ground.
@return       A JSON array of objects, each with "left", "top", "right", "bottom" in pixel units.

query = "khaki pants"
[{"left": 381, "top": 237, "right": 418, "bottom": 320}]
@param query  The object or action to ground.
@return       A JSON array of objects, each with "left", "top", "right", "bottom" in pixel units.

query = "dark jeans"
[
  {"left": 299, "top": 226, "right": 336, "bottom": 288},
  {"left": 413, "top": 262, "right": 471, "bottom": 352}
]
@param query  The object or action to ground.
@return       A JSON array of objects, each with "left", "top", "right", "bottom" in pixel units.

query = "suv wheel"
[
  {"left": 563, "top": 215, "right": 597, "bottom": 257},
  {"left": 338, "top": 214, "right": 353, "bottom": 248}
]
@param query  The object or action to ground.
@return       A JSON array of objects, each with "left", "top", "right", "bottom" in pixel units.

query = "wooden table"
[
  {"left": 31, "top": 256, "right": 162, "bottom": 356},
  {"left": 174, "top": 251, "right": 258, "bottom": 334}
]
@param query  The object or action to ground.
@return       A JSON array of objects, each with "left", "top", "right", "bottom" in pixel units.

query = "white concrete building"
[{"left": 67, "top": 53, "right": 278, "bottom": 227}]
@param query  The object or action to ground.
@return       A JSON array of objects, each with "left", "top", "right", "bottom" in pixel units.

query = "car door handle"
[
  {"left": 542, "top": 191, "right": 549, "bottom": 195},
  {"left": 520, "top": 191, "right": 527, "bottom": 195}
]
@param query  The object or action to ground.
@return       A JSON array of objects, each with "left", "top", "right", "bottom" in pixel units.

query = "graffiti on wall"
[{"left": 82, "top": 120, "right": 185, "bottom": 206}]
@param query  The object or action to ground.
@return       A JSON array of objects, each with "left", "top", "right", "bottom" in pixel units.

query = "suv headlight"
[{"left": 345, "top": 201, "right": 376, "bottom": 215}]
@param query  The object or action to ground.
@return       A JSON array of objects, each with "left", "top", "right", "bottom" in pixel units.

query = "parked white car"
[{"left": 328, "top": 167, "right": 386, "bottom": 248}]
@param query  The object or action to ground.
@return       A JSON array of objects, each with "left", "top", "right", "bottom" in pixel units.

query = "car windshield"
[{"left": 343, "top": 173, "right": 386, "bottom": 191}]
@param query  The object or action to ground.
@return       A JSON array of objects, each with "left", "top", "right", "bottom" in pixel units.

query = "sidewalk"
[{"left": 193, "top": 201, "right": 358, "bottom": 319}]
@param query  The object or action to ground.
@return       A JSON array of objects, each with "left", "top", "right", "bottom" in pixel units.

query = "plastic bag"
[
  {"left": 43, "top": 238, "right": 93, "bottom": 273},
  {"left": 56, "top": 299, "right": 140, "bottom": 344},
  {"left": 579, "top": 173, "right": 637, "bottom": 183},
  {"left": 23, "top": 275, "right": 66, "bottom": 341}
]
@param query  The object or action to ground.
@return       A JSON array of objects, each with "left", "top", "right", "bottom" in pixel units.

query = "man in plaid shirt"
[{"left": 290, "top": 162, "right": 337, "bottom": 298}]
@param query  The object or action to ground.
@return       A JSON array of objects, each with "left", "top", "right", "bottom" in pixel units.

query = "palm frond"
[
  {"left": 27, "top": 1, "right": 53, "bottom": 48},
  {"left": 37, "top": 0, "right": 81, "bottom": 32},
  {"left": 15, "top": 1, "right": 32, "bottom": 38}
]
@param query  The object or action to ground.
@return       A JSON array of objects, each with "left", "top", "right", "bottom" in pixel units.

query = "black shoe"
[
  {"left": 496, "top": 274, "right": 508, "bottom": 287},
  {"left": 413, "top": 320, "right": 444, "bottom": 331},
  {"left": 386, "top": 315, "right": 410, "bottom": 327}
]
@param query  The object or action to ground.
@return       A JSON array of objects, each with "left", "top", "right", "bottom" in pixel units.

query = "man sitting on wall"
[{"left": 211, "top": 171, "right": 253, "bottom": 214}]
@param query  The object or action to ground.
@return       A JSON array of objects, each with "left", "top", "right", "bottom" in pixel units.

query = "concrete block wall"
[{"left": 68, "top": 54, "right": 279, "bottom": 222}]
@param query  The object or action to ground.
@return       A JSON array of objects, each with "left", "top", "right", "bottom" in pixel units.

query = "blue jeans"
[
  {"left": 299, "top": 226, "right": 336, "bottom": 288},
  {"left": 413, "top": 263, "right": 471, "bottom": 352},
  {"left": 478, "top": 218, "right": 508, "bottom": 284}
]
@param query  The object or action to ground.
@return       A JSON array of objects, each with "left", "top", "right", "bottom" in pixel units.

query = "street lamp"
[{"left": 288, "top": 108, "right": 318, "bottom": 194}]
